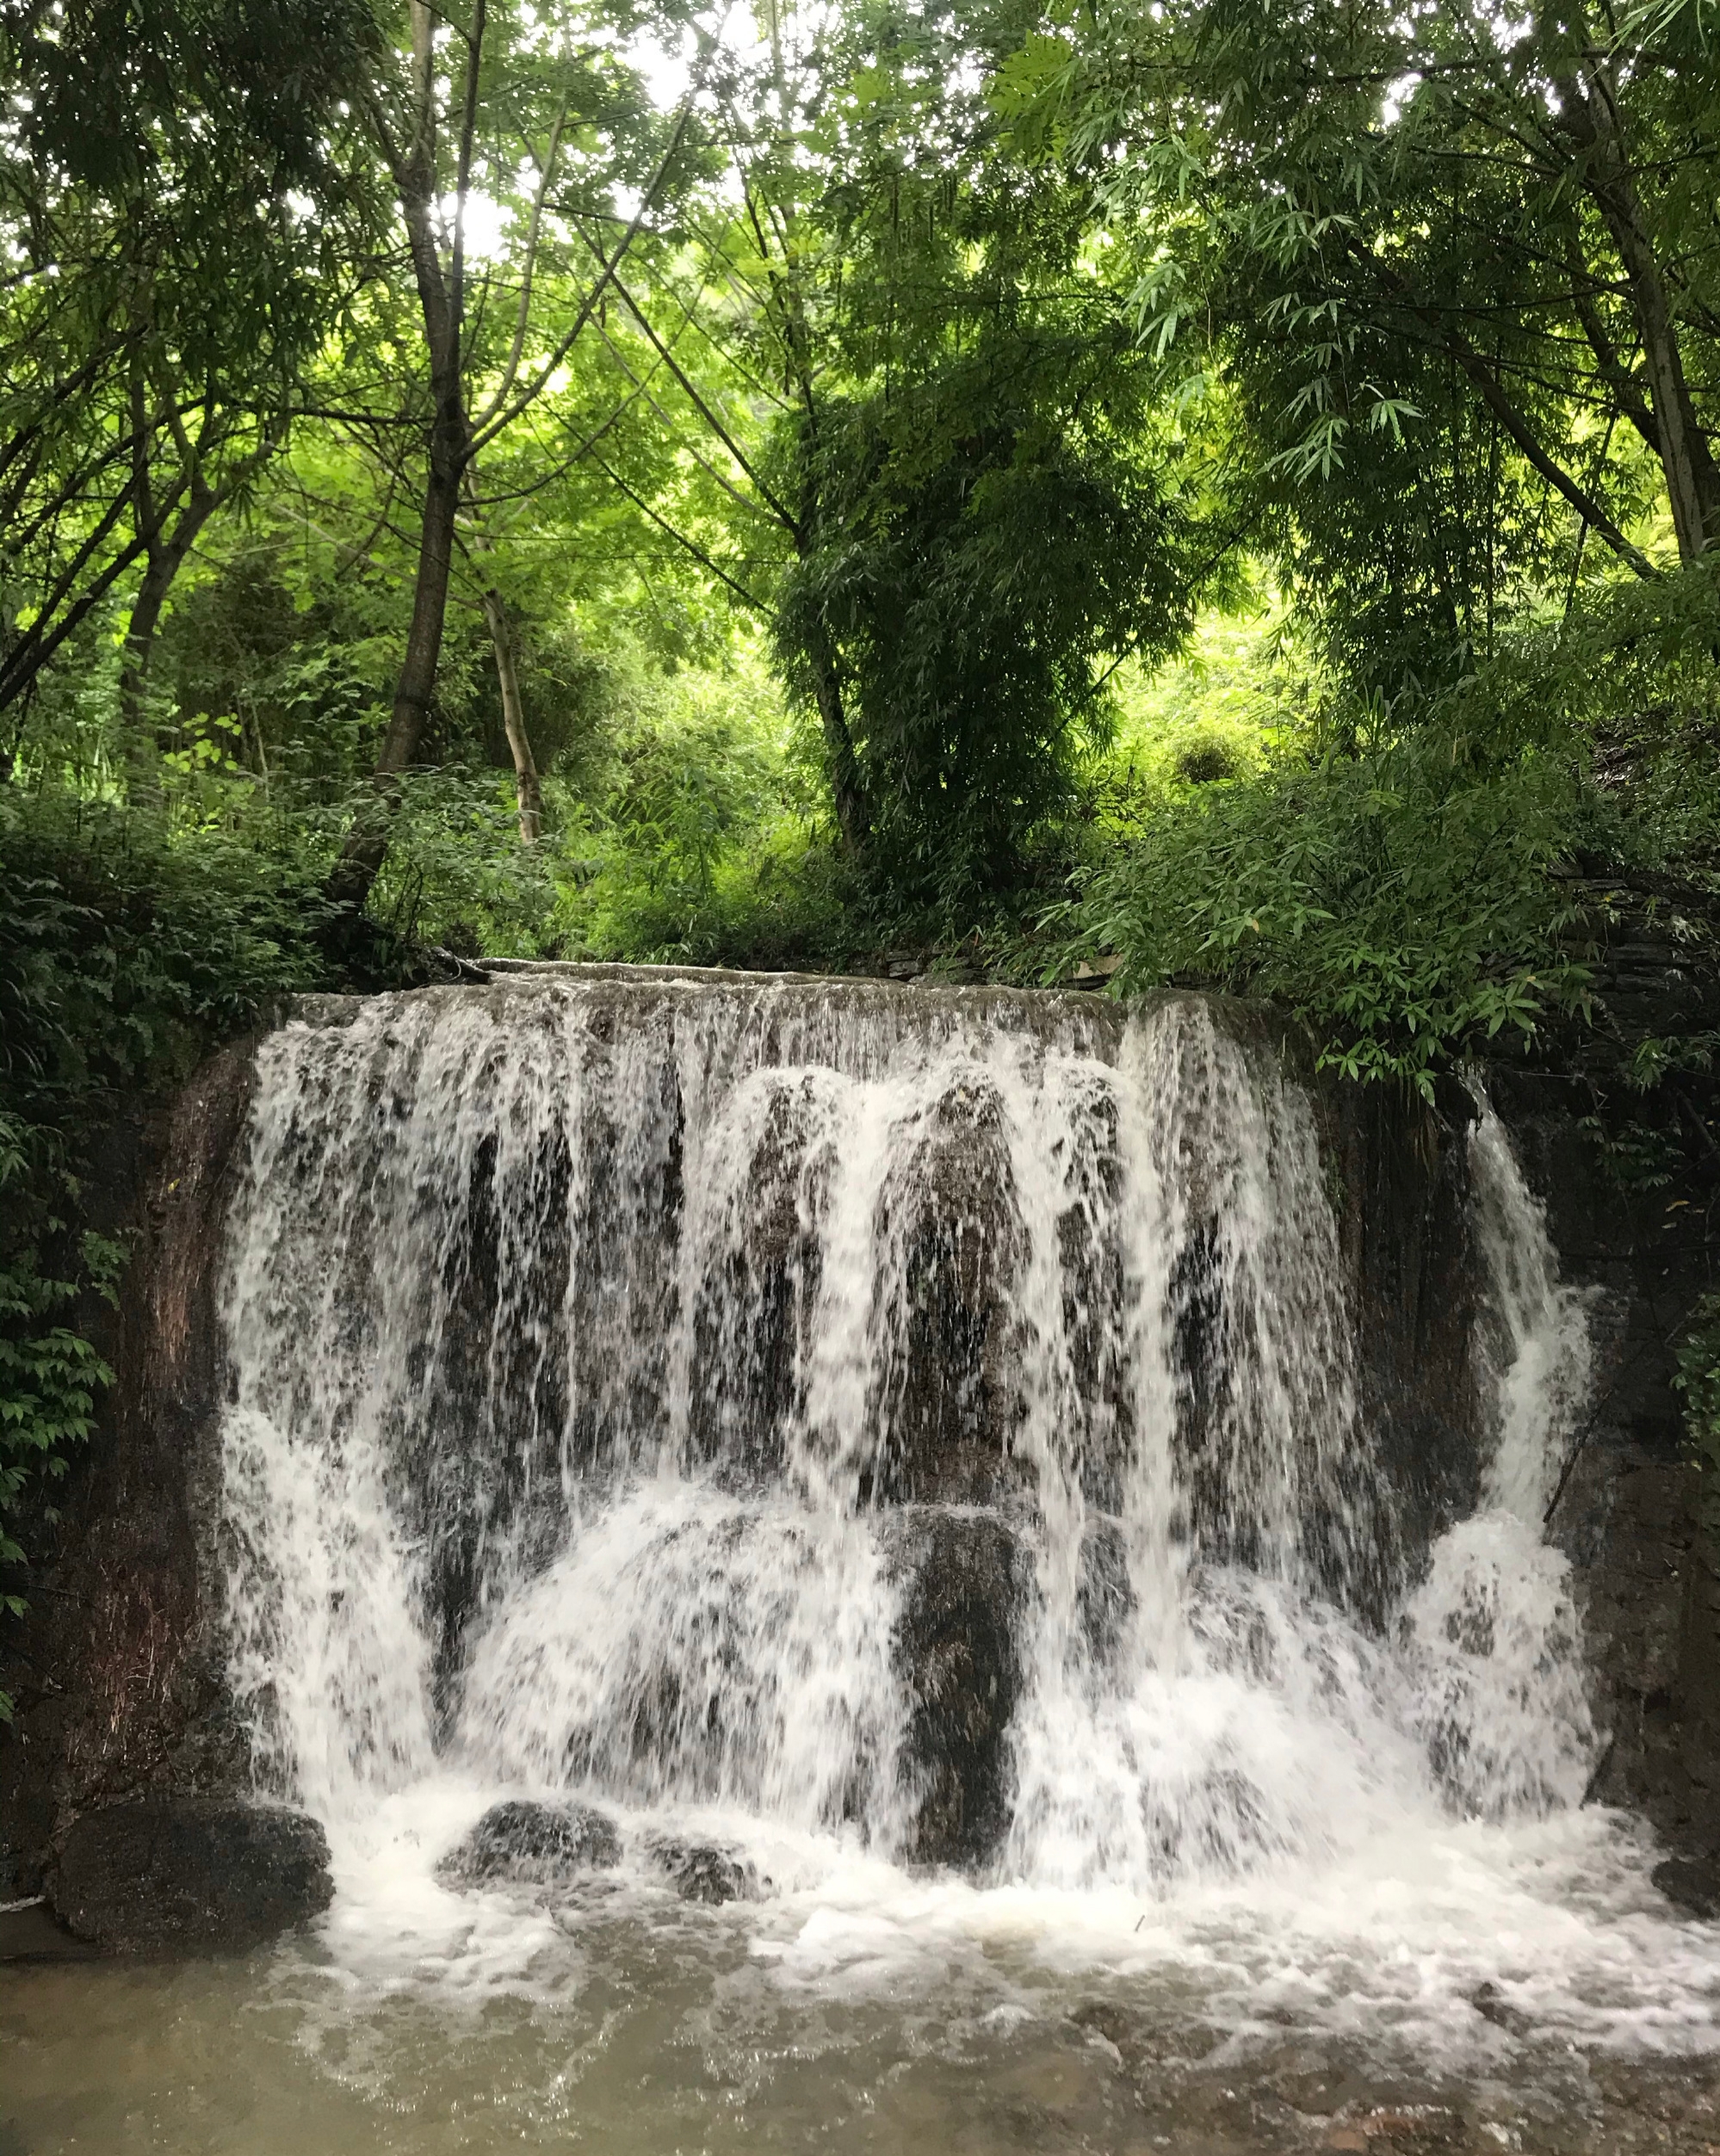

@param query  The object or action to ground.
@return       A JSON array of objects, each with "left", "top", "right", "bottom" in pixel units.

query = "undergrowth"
[
  {"left": 0, "top": 788, "right": 357, "bottom": 1711},
  {"left": 1055, "top": 565, "right": 1720, "bottom": 1095}
]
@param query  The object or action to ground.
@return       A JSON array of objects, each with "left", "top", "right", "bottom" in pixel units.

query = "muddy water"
[{"left": 5, "top": 1807, "right": 1720, "bottom": 2156}]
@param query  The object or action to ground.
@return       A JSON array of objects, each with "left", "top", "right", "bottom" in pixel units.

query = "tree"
[
  {"left": 565, "top": 0, "right": 1218, "bottom": 886},
  {"left": 324, "top": 0, "right": 701, "bottom": 914},
  {"left": 999, "top": 0, "right": 1720, "bottom": 687},
  {"left": 0, "top": 0, "right": 381, "bottom": 744}
]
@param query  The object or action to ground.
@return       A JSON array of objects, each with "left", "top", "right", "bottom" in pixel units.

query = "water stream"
[{"left": 5, "top": 972, "right": 1717, "bottom": 2154}]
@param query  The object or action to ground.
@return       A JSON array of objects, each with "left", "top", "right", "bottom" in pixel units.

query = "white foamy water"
[{"left": 210, "top": 972, "right": 1720, "bottom": 2073}]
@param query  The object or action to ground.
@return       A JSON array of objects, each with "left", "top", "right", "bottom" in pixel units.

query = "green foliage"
[
  {"left": 0, "top": 1195, "right": 121, "bottom": 1691},
  {"left": 0, "top": 781, "right": 361, "bottom": 1687},
  {"left": 999, "top": 0, "right": 1720, "bottom": 690},
  {"left": 1100, "top": 607, "right": 1311, "bottom": 808},
  {"left": 0, "top": 788, "right": 340, "bottom": 1123},
  {"left": 1066, "top": 565, "right": 1720, "bottom": 1090},
  {"left": 369, "top": 769, "right": 563, "bottom": 956},
  {"left": 0, "top": 0, "right": 386, "bottom": 714},
  {"left": 1675, "top": 1293, "right": 1720, "bottom": 1488},
  {"left": 1073, "top": 726, "right": 1593, "bottom": 1094},
  {"left": 777, "top": 331, "right": 1207, "bottom": 905},
  {"left": 555, "top": 660, "right": 857, "bottom": 967}
]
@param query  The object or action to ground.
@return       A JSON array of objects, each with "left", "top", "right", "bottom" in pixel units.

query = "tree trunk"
[
  {"left": 325, "top": 405, "right": 464, "bottom": 915},
  {"left": 117, "top": 484, "right": 222, "bottom": 805},
  {"left": 480, "top": 584, "right": 543, "bottom": 843},
  {"left": 806, "top": 624, "right": 869, "bottom": 856},
  {"left": 327, "top": 4, "right": 470, "bottom": 922},
  {"left": 1604, "top": 204, "right": 1720, "bottom": 565},
  {"left": 118, "top": 550, "right": 177, "bottom": 805},
  {"left": 1550, "top": 45, "right": 1720, "bottom": 565}
]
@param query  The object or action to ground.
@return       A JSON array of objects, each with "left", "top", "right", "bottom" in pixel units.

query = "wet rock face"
[
  {"left": 49, "top": 1799, "right": 332, "bottom": 1954},
  {"left": 1483, "top": 1061, "right": 1720, "bottom": 1856},
  {"left": 1653, "top": 1856, "right": 1720, "bottom": 1919},
  {"left": 1314, "top": 1070, "right": 1485, "bottom": 1608},
  {"left": 436, "top": 1799, "right": 621, "bottom": 1887},
  {"left": 689, "top": 1075, "right": 834, "bottom": 1489},
  {"left": 645, "top": 1838, "right": 761, "bottom": 1905},
  {"left": 888, "top": 1506, "right": 1030, "bottom": 1868},
  {"left": 0, "top": 1041, "right": 263, "bottom": 1886},
  {"left": 867, "top": 1081, "right": 1031, "bottom": 1508}
]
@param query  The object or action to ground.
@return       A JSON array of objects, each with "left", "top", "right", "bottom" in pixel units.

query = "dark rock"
[
  {"left": 1312, "top": 1067, "right": 1483, "bottom": 1614},
  {"left": 886, "top": 1504, "right": 1029, "bottom": 1868},
  {"left": 865, "top": 1079, "right": 1032, "bottom": 1508},
  {"left": 1487, "top": 1057, "right": 1720, "bottom": 1853},
  {"left": 0, "top": 1901, "right": 102, "bottom": 1963},
  {"left": 0, "top": 1042, "right": 264, "bottom": 1884},
  {"left": 644, "top": 1838, "right": 760, "bottom": 1905},
  {"left": 1076, "top": 1516, "right": 1135, "bottom": 1671},
  {"left": 1469, "top": 1980, "right": 1534, "bottom": 2036},
  {"left": 1653, "top": 1856, "right": 1720, "bottom": 1919},
  {"left": 49, "top": 1798, "right": 332, "bottom": 1954},
  {"left": 688, "top": 1076, "right": 833, "bottom": 1486},
  {"left": 436, "top": 1799, "right": 621, "bottom": 1887},
  {"left": 0, "top": 1844, "right": 37, "bottom": 1901}
]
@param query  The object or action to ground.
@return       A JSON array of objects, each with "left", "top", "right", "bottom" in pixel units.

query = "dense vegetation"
[{"left": 2, "top": 0, "right": 1719, "bottom": 1616}]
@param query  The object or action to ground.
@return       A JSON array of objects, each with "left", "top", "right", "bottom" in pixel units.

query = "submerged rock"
[
  {"left": 437, "top": 1799, "right": 621, "bottom": 1887},
  {"left": 49, "top": 1798, "right": 332, "bottom": 1954},
  {"left": 644, "top": 1838, "right": 760, "bottom": 1905},
  {"left": 1469, "top": 1980, "right": 1535, "bottom": 2036}
]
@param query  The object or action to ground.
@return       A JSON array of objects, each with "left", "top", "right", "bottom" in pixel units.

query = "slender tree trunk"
[
  {"left": 326, "top": 376, "right": 466, "bottom": 915},
  {"left": 479, "top": 584, "right": 543, "bottom": 843},
  {"left": 465, "top": 450, "right": 545, "bottom": 846},
  {"left": 803, "top": 616, "right": 869, "bottom": 855},
  {"left": 328, "top": 0, "right": 473, "bottom": 919},
  {"left": 118, "top": 483, "right": 222, "bottom": 802},
  {"left": 118, "top": 548, "right": 178, "bottom": 804},
  {"left": 1550, "top": 43, "right": 1720, "bottom": 565},
  {"left": 1603, "top": 203, "right": 1720, "bottom": 565}
]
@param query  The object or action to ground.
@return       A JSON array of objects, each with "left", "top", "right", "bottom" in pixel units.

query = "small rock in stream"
[
  {"left": 645, "top": 1838, "right": 762, "bottom": 1905},
  {"left": 1469, "top": 1981, "right": 1534, "bottom": 2037},
  {"left": 437, "top": 1799, "right": 621, "bottom": 1887}
]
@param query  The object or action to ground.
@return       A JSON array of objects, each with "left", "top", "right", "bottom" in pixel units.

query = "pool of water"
[{"left": 6, "top": 1787, "right": 1720, "bottom": 2156}]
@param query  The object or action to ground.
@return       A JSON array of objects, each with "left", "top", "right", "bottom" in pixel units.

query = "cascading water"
[
  {"left": 208, "top": 968, "right": 1719, "bottom": 2074},
  {"left": 1395, "top": 1090, "right": 1599, "bottom": 1821}
]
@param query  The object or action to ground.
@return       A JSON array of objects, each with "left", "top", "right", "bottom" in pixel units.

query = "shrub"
[
  {"left": 1055, "top": 565, "right": 1720, "bottom": 1095},
  {"left": 0, "top": 784, "right": 350, "bottom": 1708}
]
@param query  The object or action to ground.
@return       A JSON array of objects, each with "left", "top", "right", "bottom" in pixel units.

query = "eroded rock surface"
[
  {"left": 437, "top": 1798, "right": 621, "bottom": 1887},
  {"left": 1653, "top": 1855, "right": 1720, "bottom": 1918},
  {"left": 888, "top": 1504, "right": 1029, "bottom": 1868},
  {"left": 644, "top": 1838, "right": 761, "bottom": 1904},
  {"left": 49, "top": 1797, "right": 331, "bottom": 1954}
]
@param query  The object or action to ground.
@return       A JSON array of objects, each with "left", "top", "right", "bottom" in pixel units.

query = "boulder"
[
  {"left": 645, "top": 1838, "right": 760, "bottom": 1905},
  {"left": 437, "top": 1799, "right": 621, "bottom": 1887},
  {"left": 49, "top": 1797, "right": 332, "bottom": 1954},
  {"left": 1653, "top": 1855, "right": 1720, "bottom": 1919}
]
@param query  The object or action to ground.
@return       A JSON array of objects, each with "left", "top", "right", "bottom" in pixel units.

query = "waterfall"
[
  {"left": 218, "top": 973, "right": 1597, "bottom": 1901},
  {"left": 1393, "top": 1087, "right": 1598, "bottom": 1820}
]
